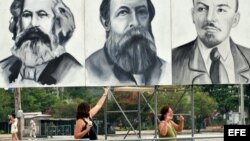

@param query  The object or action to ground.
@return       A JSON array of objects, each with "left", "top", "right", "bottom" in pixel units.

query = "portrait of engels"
[
  {"left": 172, "top": 0, "right": 250, "bottom": 84},
  {"left": 85, "top": 0, "right": 171, "bottom": 86},
  {"left": 0, "top": 0, "right": 85, "bottom": 87}
]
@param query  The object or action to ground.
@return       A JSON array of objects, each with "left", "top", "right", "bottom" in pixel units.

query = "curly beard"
[
  {"left": 11, "top": 27, "right": 64, "bottom": 67},
  {"left": 106, "top": 26, "right": 157, "bottom": 74}
]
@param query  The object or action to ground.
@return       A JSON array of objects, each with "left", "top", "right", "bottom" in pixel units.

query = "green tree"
[
  {"left": 0, "top": 89, "right": 14, "bottom": 122},
  {"left": 156, "top": 86, "right": 190, "bottom": 113},
  {"left": 194, "top": 89, "right": 217, "bottom": 133},
  {"left": 51, "top": 87, "right": 104, "bottom": 118},
  {"left": 21, "top": 88, "right": 59, "bottom": 113},
  {"left": 52, "top": 101, "right": 78, "bottom": 118},
  {"left": 201, "top": 85, "right": 239, "bottom": 120}
]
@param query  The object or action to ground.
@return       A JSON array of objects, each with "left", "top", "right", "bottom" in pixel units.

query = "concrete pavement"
[{"left": 0, "top": 132, "right": 223, "bottom": 141}]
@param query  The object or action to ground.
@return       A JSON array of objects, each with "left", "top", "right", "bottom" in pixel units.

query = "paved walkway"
[
  {"left": 0, "top": 128, "right": 224, "bottom": 141},
  {"left": 0, "top": 133, "right": 223, "bottom": 141}
]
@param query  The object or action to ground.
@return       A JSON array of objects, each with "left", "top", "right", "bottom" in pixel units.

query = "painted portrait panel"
[
  {"left": 172, "top": 0, "right": 250, "bottom": 85},
  {"left": 0, "top": 0, "right": 85, "bottom": 87},
  {"left": 85, "top": 0, "right": 171, "bottom": 86}
]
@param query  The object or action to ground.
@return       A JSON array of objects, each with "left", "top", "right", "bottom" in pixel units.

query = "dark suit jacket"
[
  {"left": 0, "top": 53, "right": 82, "bottom": 85},
  {"left": 172, "top": 39, "right": 250, "bottom": 84},
  {"left": 86, "top": 47, "right": 168, "bottom": 86}
]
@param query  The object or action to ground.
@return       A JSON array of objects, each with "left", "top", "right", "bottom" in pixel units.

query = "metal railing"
[{"left": 45, "top": 125, "right": 72, "bottom": 136}]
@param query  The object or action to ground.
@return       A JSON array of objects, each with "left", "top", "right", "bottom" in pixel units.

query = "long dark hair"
[
  {"left": 160, "top": 105, "right": 170, "bottom": 121},
  {"left": 11, "top": 113, "right": 16, "bottom": 118},
  {"left": 76, "top": 102, "right": 90, "bottom": 120}
]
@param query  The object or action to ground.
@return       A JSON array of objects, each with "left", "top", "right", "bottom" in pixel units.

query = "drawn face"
[
  {"left": 11, "top": 0, "right": 60, "bottom": 66},
  {"left": 109, "top": 0, "right": 150, "bottom": 35},
  {"left": 21, "top": 0, "right": 54, "bottom": 35},
  {"left": 192, "top": 0, "right": 239, "bottom": 47},
  {"left": 106, "top": 0, "right": 156, "bottom": 74}
]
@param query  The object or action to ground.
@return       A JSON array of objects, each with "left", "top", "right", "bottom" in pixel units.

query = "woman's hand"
[
  {"left": 9, "top": 118, "right": 13, "bottom": 124},
  {"left": 179, "top": 115, "right": 185, "bottom": 123},
  {"left": 103, "top": 87, "right": 110, "bottom": 95},
  {"left": 74, "top": 119, "right": 92, "bottom": 139},
  {"left": 86, "top": 119, "right": 93, "bottom": 131}
]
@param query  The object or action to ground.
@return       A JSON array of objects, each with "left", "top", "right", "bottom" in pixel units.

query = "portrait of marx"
[{"left": 0, "top": 0, "right": 85, "bottom": 87}]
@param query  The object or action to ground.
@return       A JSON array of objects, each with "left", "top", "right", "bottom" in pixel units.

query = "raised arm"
[
  {"left": 171, "top": 115, "right": 184, "bottom": 132},
  {"left": 89, "top": 87, "right": 110, "bottom": 118}
]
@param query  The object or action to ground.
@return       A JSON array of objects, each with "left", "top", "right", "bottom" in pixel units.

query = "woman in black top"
[{"left": 74, "top": 87, "right": 110, "bottom": 140}]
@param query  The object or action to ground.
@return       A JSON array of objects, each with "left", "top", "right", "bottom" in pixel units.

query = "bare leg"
[{"left": 14, "top": 133, "right": 19, "bottom": 140}]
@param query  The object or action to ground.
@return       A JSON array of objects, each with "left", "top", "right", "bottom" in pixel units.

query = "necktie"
[{"left": 209, "top": 48, "right": 229, "bottom": 84}]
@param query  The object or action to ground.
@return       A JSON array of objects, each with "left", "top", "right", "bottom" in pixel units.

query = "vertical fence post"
[
  {"left": 240, "top": 84, "right": 245, "bottom": 124},
  {"left": 154, "top": 86, "right": 158, "bottom": 139},
  {"left": 191, "top": 85, "right": 195, "bottom": 141}
]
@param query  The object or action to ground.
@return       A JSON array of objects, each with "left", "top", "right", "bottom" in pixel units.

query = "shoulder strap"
[{"left": 81, "top": 119, "right": 88, "bottom": 131}]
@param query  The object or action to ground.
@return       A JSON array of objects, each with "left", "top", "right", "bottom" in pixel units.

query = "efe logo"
[
  {"left": 228, "top": 129, "right": 246, "bottom": 136},
  {"left": 224, "top": 125, "right": 249, "bottom": 140}
]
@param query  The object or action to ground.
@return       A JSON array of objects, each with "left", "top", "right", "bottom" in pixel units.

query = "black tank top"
[{"left": 81, "top": 118, "right": 97, "bottom": 140}]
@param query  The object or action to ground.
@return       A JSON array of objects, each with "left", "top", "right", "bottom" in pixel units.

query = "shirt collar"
[
  {"left": 197, "top": 37, "right": 231, "bottom": 62},
  {"left": 20, "top": 63, "right": 47, "bottom": 81}
]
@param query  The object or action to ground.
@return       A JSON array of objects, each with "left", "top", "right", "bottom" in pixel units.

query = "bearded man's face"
[
  {"left": 106, "top": 26, "right": 156, "bottom": 74},
  {"left": 12, "top": 0, "right": 60, "bottom": 67},
  {"left": 106, "top": 0, "right": 157, "bottom": 74}
]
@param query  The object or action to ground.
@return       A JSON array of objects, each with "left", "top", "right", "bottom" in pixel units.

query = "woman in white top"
[
  {"left": 29, "top": 120, "right": 36, "bottom": 138},
  {"left": 9, "top": 113, "right": 19, "bottom": 140}
]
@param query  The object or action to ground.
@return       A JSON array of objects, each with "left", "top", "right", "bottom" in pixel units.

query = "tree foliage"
[
  {"left": 1, "top": 84, "right": 246, "bottom": 128},
  {"left": 194, "top": 88, "right": 217, "bottom": 132},
  {"left": 201, "top": 85, "right": 239, "bottom": 114},
  {"left": 156, "top": 86, "right": 190, "bottom": 113},
  {"left": 21, "top": 88, "right": 60, "bottom": 113},
  {"left": 51, "top": 87, "right": 104, "bottom": 118},
  {"left": 0, "top": 89, "right": 14, "bottom": 122}
]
